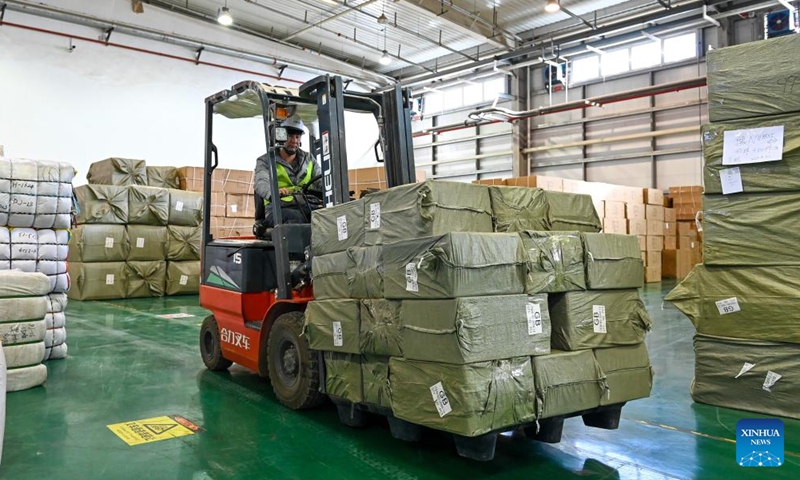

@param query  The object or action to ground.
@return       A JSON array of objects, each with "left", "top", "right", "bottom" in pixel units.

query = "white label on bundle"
[
  {"left": 526, "top": 303, "right": 542, "bottom": 335},
  {"left": 722, "top": 125, "right": 784, "bottom": 165},
  {"left": 763, "top": 371, "right": 782, "bottom": 392},
  {"left": 715, "top": 297, "right": 741, "bottom": 315},
  {"left": 179, "top": 275, "right": 189, "bottom": 285},
  {"left": 336, "top": 215, "right": 348, "bottom": 241},
  {"left": 175, "top": 201, "right": 184, "bottom": 212},
  {"left": 430, "top": 382, "right": 452, "bottom": 418},
  {"left": 735, "top": 362, "right": 755, "bottom": 379},
  {"left": 720, "top": 167, "right": 744, "bottom": 195},
  {"left": 332, "top": 321, "right": 343, "bottom": 347},
  {"left": 136, "top": 237, "right": 145, "bottom": 248},
  {"left": 105, "top": 274, "right": 115, "bottom": 285},
  {"left": 105, "top": 237, "right": 114, "bottom": 248},
  {"left": 592, "top": 305, "right": 607, "bottom": 333},
  {"left": 405, "top": 262, "right": 418, "bottom": 292},
  {"left": 231, "top": 204, "right": 238, "bottom": 213},
  {"left": 369, "top": 203, "right": 381, "bottom": 229}
]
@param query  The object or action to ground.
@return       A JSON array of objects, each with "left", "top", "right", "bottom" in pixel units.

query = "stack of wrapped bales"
[
  {"left": 307, "top": 180, "right": 654, "bottom": 438},
  {"left": 1, "top": 158, "right": 74, "bottom": 360},
  {"left": 69, "top": 158, "right": 202, "bottom": 300},
  {"left": 666, "top": 35, "right": 800, "bottom": 420},
  {"left": 0, "top": 271, "right": 52, "bottom": 391}
]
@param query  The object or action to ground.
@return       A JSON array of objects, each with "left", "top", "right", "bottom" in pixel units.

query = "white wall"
[{"left": 0, "top": 3, "right": 380, "bottom": 185}]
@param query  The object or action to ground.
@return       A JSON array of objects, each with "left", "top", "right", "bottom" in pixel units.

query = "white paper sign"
[
  {"left": 175, "top": 201, "right": 184, "bottom": 212},
  {"left": 526, "top": 303, "right": 542, "bottom": 335},
  {"left": 136, "top": 237, "right": 145, "bottom": 248},
  {"left": 230, "top": 204, "right": 238, "bottom": 213},
  {"left": 105, "top": 274, "right": 115, "bottom": 285},
  {"left": 722, "top": 126, "right": 784, "bottom": 165},
  {"left": 715, "top": 297, "right": 741, "bottom": 315},
  {"left": 369, "top": 203, "right": 381, "bottom": 229},
  {"left": 105, "top": 237, "right": 114, "bottom": 248},
  {"left": 179, "top": 275, "right": 189, "bottom": 285},
  {"left": 720, "top": 167, "right": 744, "bottom": 195},
  {"left": 332, "top": 321, "right": 343, "bottom": 347},
  {"left": 763, "top": 371, "right": 782, "bottom": 392},
  {"left": 336, "top": 215, "right": 348, "bottom": 241},
  {"left": 592, "top": 305, "right": 607, "bottom": 333},
  {"left": 735, "top": 362, "right": 755, "bottom": 379},
  {"left": 405, "top": 263, "right": 418, "bottom": 292},
  {"left": 430, "top": 382, "right": 452, "bottom": 418}
]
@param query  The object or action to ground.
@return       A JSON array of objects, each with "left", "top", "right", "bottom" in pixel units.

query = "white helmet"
[{"left": 283, "top": 117, "right": 305, "bottom": 135}]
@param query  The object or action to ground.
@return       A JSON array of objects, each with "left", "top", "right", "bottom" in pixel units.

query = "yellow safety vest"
[{"left": 265, "top": 160, "right": 314, "bottom": 205}]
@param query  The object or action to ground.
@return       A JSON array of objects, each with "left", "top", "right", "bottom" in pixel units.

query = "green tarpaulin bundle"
[
  {"left": 519, "top": 231, "right": 585, "bottom": 294},
  {"left": 543, "top": 191, "right": 602, "bottom": 232},
  {"left": 548, "top": 290, "right": 652, "bottom": 350},
  {"left": 304, "top": 299, "right": 360, "bottom": 354},
  {"left": 167, "top": 226, "right": 201, "bottom": 261},
  {"left": 87, "top": 158, "right": 147, "bottom": 186},
  {"left": 324, "top": 352, "right": 363, "bottom": 404},
  {"left": 68, "top": 224, "right": 128, "bottom": 262},
  {"left": 362, "top": 354, "right": 391, "bottom": 408},
  {"left": 68, "top": 262, "right": 128, "bottom": 300},
  {"left": 126, "top": 261, "right": 167, "bottom": 298},
  {"left": 532, "top": 349, "right": 606, "bottom": 419},
  {"left": 665, "top": 264, "right": 800, "bottom": 344},
  {"left": 389, "top": 356, "right": 536, "bottom": 437},
  {"left": 594, "top": 343, "right": 652, "bottom": 406},
  {"left": 146, "top": 166, "right": 180, "bottom": 189},
  {"left": 707, "top": 34, "right": 800, "bottom": 122},
  {"left": 382, "top": 232, "right": 526, "bottom": 299},
  {"left": 168, "top": 189, "right": 203, "bottom": 227},
  {"left": 702, "top": 113, "right": 800, "bottom": 194},
  {"left": 360, "top": 299, "right": 402, "bottom": 356},
  {"left": 312, "top": 246, "right": 383, "bottom": 299},
  {"left": 311, "top": 199, "right": 366, "bottom": 255},
  {"left": 488, "top": 186, "right": 548, "bottom": 232},
  {"left": 125, "top": 225, "right": 168, "bottom": 261},
  {"left": 166, "top": 261, "right": 200, "bottom": 295},
  {"left": 692, "top": 334, "right": 800, "bottom": 420},
  {"left": 704, "top": 192, "right": 800, "bottom": 266},
  {"left": 128, "top": 186, "right": 170, "bottom": 225},
  {"left": 74, "top": 185, "right": 129, "bottom": 224},
  {"left": 363, "top": 181, "right": 493, "bottom": 245},
  {"left": 582, "top": 233, "right": 644, "bottom": 289},
  {"left": 400, "top": 294, "right": 551, "bottom": 364}
]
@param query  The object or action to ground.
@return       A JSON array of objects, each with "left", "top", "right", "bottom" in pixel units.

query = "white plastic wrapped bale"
[
  {"left": 44, "top": 293, "right": 68, "bottom": 360},
  {"left": 0, "top": 158, "right": 10, "bottom": 226},
  {"left": 7, "top": 159, "right": 39, "bottom": 228},
  {"left": 0, "top": 227, "right": 9, "bottom": 270},
  {"left": 9, "top": 227, "right": 38, "bottom": 272},
  {"left": 0, "top": 295, "right": 48, "bottom": 346},
  {"left": 37, "top": 229, "right": 70, "bottom": 293},
  {"left": 34, "top": 161, "right": 74, "bottom": 229}
]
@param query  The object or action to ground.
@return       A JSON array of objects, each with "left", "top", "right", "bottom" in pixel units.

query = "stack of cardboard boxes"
[
  {"left": 661, "top": 186, "right": 703, "bottom": 280},
  {"left": 177, "top": 167, "right": 255, "bottom": 238}
]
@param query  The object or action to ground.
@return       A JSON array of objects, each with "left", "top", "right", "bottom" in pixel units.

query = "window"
[
  {"left": 631, "top": 41, "right": 661, "bottom": 69},
  {"left": 463, "top": 82, "right": 483, "bottom": 106},
  {"left": 663, "top": 32, "right": 697, "bottom": 63},
  {"left": 571, "top": 55, "right": 600, "bottom": 84},
  {"left": 423, "top": 92, "right": 443, "bottom": 114},
  {"left": 483, "top": 76, "right": 507, "bottom": 102},
  {"left": 443, "top": 87, "right": 463, "bottom": 109},
  {"left": 601, "top": 48, "right": 630, "bottom": 77}
]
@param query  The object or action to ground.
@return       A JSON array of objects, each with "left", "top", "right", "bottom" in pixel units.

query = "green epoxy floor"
[{"left": 3, "top": 282, "right": 799, "bottom": 479}]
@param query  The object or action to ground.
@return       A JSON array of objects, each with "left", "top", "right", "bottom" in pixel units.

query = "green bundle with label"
[{"left": 519, "top": 231, "right": 585, "bottom": 293}]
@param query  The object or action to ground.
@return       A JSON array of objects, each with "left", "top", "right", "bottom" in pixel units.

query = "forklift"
[{"left": 198, "top": 75, "right": 416, "bottom": 409}]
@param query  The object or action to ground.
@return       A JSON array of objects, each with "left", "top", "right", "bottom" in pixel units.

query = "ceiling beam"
[{"left": 282, "top": 0, "right": 381, "bottom": 42}]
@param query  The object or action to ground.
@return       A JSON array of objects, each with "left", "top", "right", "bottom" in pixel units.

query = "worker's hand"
[{"left": 279, "top": 188, "right": 291, "bottom": 196}]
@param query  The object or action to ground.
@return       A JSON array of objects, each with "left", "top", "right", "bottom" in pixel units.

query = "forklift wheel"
[
  {"left": 200, "top": 316, "right": 233, "bottom": 371},
  {"left": 267, "top": 311, "right": 326, "bottom": 410}
]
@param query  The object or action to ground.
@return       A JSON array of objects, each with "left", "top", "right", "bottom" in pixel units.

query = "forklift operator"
[{"left": 254, "top": 117, "right": 323, "bottom": 226}]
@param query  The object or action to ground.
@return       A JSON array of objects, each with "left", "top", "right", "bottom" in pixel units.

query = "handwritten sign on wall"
[{"left": 722, "top": 126, "right": 785, "bottom": 165}]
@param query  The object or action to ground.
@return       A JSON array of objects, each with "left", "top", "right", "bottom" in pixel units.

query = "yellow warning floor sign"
[{"left": 107, "top": 415, "right": 202, "bottom": 446}]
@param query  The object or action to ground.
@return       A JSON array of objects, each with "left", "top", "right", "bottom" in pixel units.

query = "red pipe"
[{"left": 0, "top": 20, "right": 304, "bottom": 84}]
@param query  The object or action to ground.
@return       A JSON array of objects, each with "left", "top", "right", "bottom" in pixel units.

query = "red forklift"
[{"left": 198, "top": 76, "right": 416, "bottom": 409}]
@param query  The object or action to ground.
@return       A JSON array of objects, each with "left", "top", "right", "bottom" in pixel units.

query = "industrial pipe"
[{"left": 521, "top": 126, "right": 700, "bottom": 153}]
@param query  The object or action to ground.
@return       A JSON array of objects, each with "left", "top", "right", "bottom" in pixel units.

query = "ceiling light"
[
  {"left": 377, "top": 13, "right": 388, "bottom": 24},
  {"left": 380, "top": 50, "right": 391, "bottom": 65},
  {"left": 217, "top": 6, "right": 233, "bottom": 26},
  {"left": 545, "top": 0, "right": 561, "bottom": 13}
]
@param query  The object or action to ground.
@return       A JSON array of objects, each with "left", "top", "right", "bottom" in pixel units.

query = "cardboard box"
[
  {"left": 675, "top": 207, "right": 699, "bottom": 221},
  {"left": 664, "top": 208, "right": 676, "bottom": 222},
  {"left": 604, "top": 201, "right": 626, "bottom": 219},
  {"left": 677, "top": 221, "right": 698, "bottom": 238},
  {"left": 225, "top": 193, "right": 256, "bottom": 219},
  {"left": 662, "top": 249, "right": 695, "bottom": 279},
  {"left": 646, "top": 236, "right": 664, "bottom": 252},
  {"left": 646, "top": 219, "right": 664, "bottom": 236},
  {"left": 664, "top": 235, "right": 677, "bottom": 250},
  {"left": 348, "top": 167, "right": 426, "bottom": 198},
  {"left": 603, "top": 217, "right": 628, "bottom": 234},
  {"left": 626, "top": 204, "right": 645, "bottom": 220},
  {"left": 594, "top": 200, "right": 605, "bottom": 219},
  {"left": 220, "top": 169, "right": 254, "bottom": 195},
  {"left": 645, "top": 205, "right": 664, "bottom": 221},
  {"left": 472, "top": 178, "right": 506, "bottom": 186},
  {"left": 644, "top": 188, "right": 663, "bottom": 205},
  {"left": 678, "top": 235, "right": 692, "bottom": 249},
  {"left": 638, "top": 235, "right": 647, "bottom": 251},
  {"left": 646, "top": 250, "right": 662, "bottom": 267},
  {"left": 221, "top": 218, "right": 253, "bottom": 237},
  {"left": 210, "top": 192, "right": 226, "bottom": 217},
  {"left": 506, "top": 175, "right": 563, "bottom": 191},
  {"left": 640, "top": 250, "right": 647, "bottom": 263},
  {"left": 628, "top": 218, "right": 647, "bottom": 235},
  {"left": 645, "top": 266, "right": 661, "bottom": 283},
  {"left": 663, "top": 222, "right": 677, "bottom": 236},
  {"left": 178, "top": 166, "right": 224, "bottom": 192},
  {"left": 669, "top": 186, "right": 703, "bottom": 196}
]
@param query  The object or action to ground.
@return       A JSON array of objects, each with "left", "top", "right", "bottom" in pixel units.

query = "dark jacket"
[{"left": 254, "top": 148, "right": 322, "bottom": 201}]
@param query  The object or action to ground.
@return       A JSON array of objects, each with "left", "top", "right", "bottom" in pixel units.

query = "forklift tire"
[
  {"left": 200, "top": 316, "right": 233, "bottom": 371},
  {"left": 267, "top": 311, "right": 326, "bottom": 410}
]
